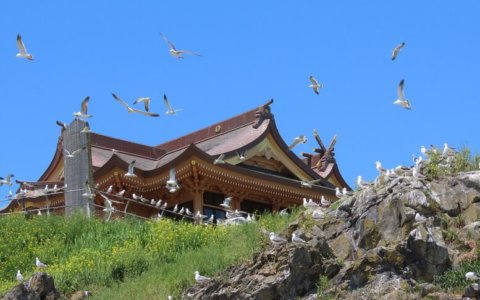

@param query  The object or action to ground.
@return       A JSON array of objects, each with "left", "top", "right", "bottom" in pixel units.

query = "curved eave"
[
  {"left": 266, "top": 119, "right": 334, "bottom": 188},
  {"left": 38, "top": 138, "right": 63, "bottom": 181},
  {"left": 93, "top": 144, "right": 213, "bottom": 179}
]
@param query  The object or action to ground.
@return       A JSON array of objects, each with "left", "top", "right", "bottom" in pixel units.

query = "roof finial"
[{"left": 253, "top": 99, "right": 274, "bottom": 129}]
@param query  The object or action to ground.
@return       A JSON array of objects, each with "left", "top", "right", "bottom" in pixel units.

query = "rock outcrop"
[
  {"left": 2, "top": 272, "right": 61, "bottom": 300},
  {"left": 185, "top": 171, "right": 480, "bottom": 299}
]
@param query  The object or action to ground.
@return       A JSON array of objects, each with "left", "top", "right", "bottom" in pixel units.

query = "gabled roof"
[{"left": 40, "top": 100, "right": 341, "bottom": 188}]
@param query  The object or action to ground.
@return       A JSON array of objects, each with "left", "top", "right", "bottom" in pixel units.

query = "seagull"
[
  {"left": 163, "top": 94, "right": 182, "bottom": 115},
  {"left": 311, "top": 210, "right": 324, "bottom": 220},
  {"left": 412, "top": 168, "right": 426, "bottom": 180},
  {"left": 291, "top": 233, "right": 306, "bottom": 244},
  {"left": 320, "top": 196, "right": 331, "bottom": 207},
  {"left": 465, "top": 271, "right": 480, "bottom": 281},
  {"left": 308, "top": 76, "right": 324, "bottom": 95},
  {"left": 73, "top": 96, "right": 93, "bottom": 119},
  {"left": 300, "top": 179, "right": 322, "bottom": 188},
  {"left": 160, "top": 201, "right": 167, "bottom": 210},
  {"left": 442, "top": 143, "right": 456, "bottom": 157},
  {"left": 357, "top": 176, "right": 373, "bottom": 189},
  {"left": 335, "top": 187, "right": 343, "bottom": 198},
  {"left": 195, "top": 210, "right": 207, "bottom": 220},
  {"left": 414, "top": 212, "right": 427, "bottom": 223},
  {"left": 393, "top": 79, "right": 411, "bottom": 110},
  {"left": 56, "top": 120, "right": 67, "bottom": 130},
  {"left": 125, "top": 160, "right": 137, "bottom": 177},
  {"left": 80, "top": 126, "right": 91, "bottom": 134},
  {"left": 269, "top": 232, "right": 287, "bottom": 245},
  {"left": 16, "top": 34, "right": 34, "bottom": 60},
  {"left": 288, "top": 135, "right": 307, "bottom": 150},
  {"left": 115, "top": 189, "right": 125, "bottom": 197},
  {"left": 375, "top": 161, "right": 387, "bottom": 174},
  {"left": 166, "top": 166, "right": 180, "bottom": 193},
  {"left": 391, "top": 42, "right": 405, "bottom": 61},
  {"left": 342, "top": 188, "right": 354, "bottom": 197},
  {"left": 16, "top": 270, "right": 23, "bottom": 282},
  {"left": 237, "top": 150, "right": 246, "bottom": 161},
  {"left": 64, "top": 146, "right": 86, "bottom": 158},
  {"left": 206, "top": 214, "right": 214, "bottom": 224},
  {"left": 155, "top": 199, "right": 162, "bottom": 207},
  {"left": 36, "top": 257, "right": 47, "bottom": 268},
  {"left": 279, "top": 208, "right": 289, "bottom": 216},
  {"left": 172, "top": 204, "right": 178, "bottom": 213},
  {"left": 160, "top": 32, "right": 201, "bottom": 59},
  {"left": 213, "top": 153, "right": 225, "bottom": 165},
  {"left": 150, "top": 199, "right": 156, "bottom": 206},
  {"left": 132, "top": 97, "right": 152, "bottom": 112},
  {"left": 220, "top": 197, "right": 232, "bottom": 209},
  {"left": 0, "top": 174, "right": 14, "bottom": 186},
  {"left": 194, "top": 271, "right": 210, "bottom": 283},
  {"left": 82, "top": 181, "right": 95, "bottom": 199},
  {"left": 112, "top": 93, "right": 160, "bottom": 117},
  {"left": 106, "top": 185, "right": 113, "bottom": 194},
  {"left": 185, "top": 208, "right": 193, "bottom": 216},
  {"left": 37, "top": 209, "right": 42, "bottom": 216},
  {"left": 101, "top": 194, "right": 115, "bottom": 221},
  {"left": 178, "top": 207, "right": 185, "bottom": 215}
]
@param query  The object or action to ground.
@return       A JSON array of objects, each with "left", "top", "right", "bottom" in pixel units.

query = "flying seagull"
[
  {"left": 288, "top": 135, "right": 307, "bottom": 150},
  {"left": 220, "top": 196, "right": 232, "bottom": 209},
  {"left": 0, "top": 174, "right": 14, "bottom": 187},
  {"left": 112, "top": 93, "right": 160, "bottom": 117},
  {"left": 213, "top": 153, "right": 225, "bottom": 165},
  {"left": 36, "top": 257, "right": 47, "bottom": 268},
  {"left": 73, "top": 96, "right": 93, "bottom": 119},
  {"left": 125, "top": 160, "right": 137, "bottom": 177},
  {"left": 391, "top": 42, "right": 405, "bottom": 61},
  {"left": 163, "top": 94, "right": 182, "bottom": 115},
  {"left": 160, "top": 32, "right": 201, "bottom": 59},
  {"left": 133, "top": 97, "right": 152, "bottom": 112},
  {"left": 101, "top": 194, "right": 116, "bottom": 222},
  {"left": 16, "top": 34, "right": 34, "bottom": 60},
  {"left": 308, "top": 76, "right": 324, "bottom": 95},
  {"left": 393, "top": 79, "right": 411, "bottom": 110},
  {"left": 166, "top": 165, "right": 180, "bottom": 193},
  {"left": 194, "top": 271, "right": 210, "bottom": 283},
  {"left": 300, "top": 179, "right": 322, "bottom": 188},
  {"left": 64, "top": 146, "right": 86, "bottom": 158}
]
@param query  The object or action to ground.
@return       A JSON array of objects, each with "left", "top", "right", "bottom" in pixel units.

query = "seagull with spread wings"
[
  {"left": 112, "top": 93, "right": 160, "bottom": 117},
  {"left": 308, "top": 76, "right": 324, "bottom": 95},
  {"left": 64, "top": 146, "right": 86, "bottom": 158},
  {"left": 393, "top": 79, "right": 411, "bottom": 110},
  {"left": 16, "top": 34, "right": 34, "bottom": 60},
  {"left": 73, "top": 96, "right": 93, "bottom": 119},
  {"left": 288, "top": 135, "right": 307, "bottom": 150},
  {"left": 391, "top": 42, "right": 405, "bottom": 61},
  {"left": 125, "top": 160, "right": 137, "bottom": 177},
  {"left": 163, "top": 94, "right": 182, "bottom": 115},
  {"left": 300, "top": 178, "right": 322, "bottom": 188},
  {"left": 101, "top": 194, "right": 116, "bottom": 222},
  {"left": 160, "top": 32, "right": 201, "bottom": 59},
  {"left": 133, "top": 97, "right": 152, "bottom": 112}
]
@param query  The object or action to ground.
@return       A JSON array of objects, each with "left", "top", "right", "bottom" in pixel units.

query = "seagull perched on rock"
[
  {"left": 16, "top": 34, "right": 34, "bottom": 60},
  {"left": 73, "top": 96, "right": 92, "bottom": 119},
  {"left": 320, "top": 196, "right": 331, "bottom": 207},
  {"left": 357, "top": 176, "right": 373, "bottom": 189},
  {"left": 132, "top": 97, "right": 152, "bottom": 112},
  {"left": 375, "top": 161, "right": 387, "bottom": 174},
  {"left": 391, "top": 42, "right": 405, "bottom": 61},
  {"left": 465, "top": 271, "right": 480, "bottom": 281},
  {"left": 269, "top": 232, "right": 287, "bottom": 245},
  {"left": 303, "top": 198, "right": 320, "bottom": 209},
  {"left": 342, "top": 188, "right": 354, "bottom": 197},
  {"left": 36, "top": 257, "right": 47, "bottom": 268},
  {"left": 194, "top": 271, "right": 210, "bottom": 283},
  {"left": 160, "top": 32, "right": 202, "bottom": 59},
  {"left": 442, "top": 143, "right": 456, "bottom": 157},
  {"left": 414, "top": 212, "right": 427, "bottom": 223},
  {"left": 335, "top": 187, "right": 343, "bottom": 198},
  {"left": 125, "top": 160, "right": 137, "bottom": 177},
  {"left": 393, "top": 79, "right": 411, "bottom": 110},
  {"left": 288, "top": 135, "right": 307, "bottom": 150},
  {"left": 311, "top": 210, "right": 324, "bottom": 220},
  {"left": 163, "top": 94, "right": 182, "bottom": 115},
  {"left": 308, "top": 76, "right": 324, "bottom": 95},
  {"left": 412, "top": 168, "right": 426, "bottom": 180},
  {"left": 16, "top": 270, "right": 23, "bottom": 282},
  {"left": 112, "top": 93, "right": 159, "bottom": 117},
  {"left": 292, "top": 233, "right": 306, "bottom": 244}
]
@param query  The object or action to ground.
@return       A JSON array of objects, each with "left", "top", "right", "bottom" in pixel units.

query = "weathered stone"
[
  {"left": 464, "top": 283, "right": 480, "bottom": 299},
  {"left": 1, "top": 284, "right": 40, "bottom": 300}
]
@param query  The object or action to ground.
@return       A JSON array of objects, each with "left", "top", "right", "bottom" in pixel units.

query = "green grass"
[
  {"left": 433, "top": 259, "right": 480, "bottom": 292},
  {"left": 0, "top": 209, "right": 300, "bottom": 299},
  {"left": 423, "top": 147, "right": 479, "bottom": 180}
]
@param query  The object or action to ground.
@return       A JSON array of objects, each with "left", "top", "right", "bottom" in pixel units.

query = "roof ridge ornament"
[
  {"left": 253, "top": 99, "right": 274, "bottom": 129},
  {"left": 313, "top": 130, "right": 337, "bottom": 171}
]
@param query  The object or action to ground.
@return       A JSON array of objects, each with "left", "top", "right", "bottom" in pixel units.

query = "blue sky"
[{"left": 1, "top": 1, "right": 480, "bottom": 206}]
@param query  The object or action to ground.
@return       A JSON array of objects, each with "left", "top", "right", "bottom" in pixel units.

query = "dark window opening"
[{"left": 241, "top": 199, "right": 272, "bottom": 214}]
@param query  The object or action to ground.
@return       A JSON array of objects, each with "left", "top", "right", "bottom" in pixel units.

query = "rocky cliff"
[{"left": 185, "top": 171, "right": 480, "bottom": 299}]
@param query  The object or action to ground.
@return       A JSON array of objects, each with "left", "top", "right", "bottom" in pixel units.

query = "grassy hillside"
[{"left": 0, "top": 209, "right": 299, "bottom": 299}]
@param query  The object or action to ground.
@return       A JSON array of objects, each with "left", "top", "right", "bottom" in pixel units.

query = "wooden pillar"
[{"left": 193, "top": 191, "right": 203, "bottom": 214}]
